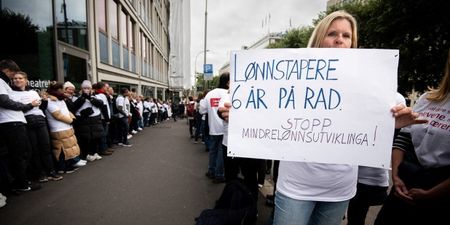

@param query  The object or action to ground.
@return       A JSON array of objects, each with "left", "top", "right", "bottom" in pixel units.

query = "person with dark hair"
[
  {"left": 92, "top": 82, "right": 113, "bottom": 156},
  {"left": 45, "top": 81, "right": 85, "bottom": 173},
  {"left": 115, "top": 88, "right": 132, "bottom": 147},
  {"left": 186, "top": 96, "right": 196, "bottom": 138},
  {"left": 0, "top": 59, "right": 41, "bottom": 192},
  {"left": 11, "top": 71, "right": 62, "bottom": 183},
  {"left": 203, "top": 72, "right": 229, "bottom": 183}
]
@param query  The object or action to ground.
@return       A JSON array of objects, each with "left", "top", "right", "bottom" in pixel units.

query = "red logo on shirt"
[{"left": 210, "top": 98, "right": 220, "bottom": 107}]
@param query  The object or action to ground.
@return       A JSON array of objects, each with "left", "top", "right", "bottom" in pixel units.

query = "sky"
[{"left": 190, "top": 0, "right": 328, "bottom": 79}]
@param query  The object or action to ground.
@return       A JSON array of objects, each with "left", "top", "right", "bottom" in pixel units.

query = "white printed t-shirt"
[
  {"left": 408, "top": 93, "right": 450, "bottom": 168},
  {"left": 204, "top": 88, "right": 228, "bottom": 135}
]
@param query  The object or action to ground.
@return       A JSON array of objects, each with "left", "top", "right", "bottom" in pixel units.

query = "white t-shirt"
[
  {"left": 94, "top": 93, "right": 110, "bottom": 119},
  {"left": 277, "top": 162, "right": 357, "bottom": 202},
  {"left": 10, "top": 90, "right": 45, "bottom": 117},
  {"left": 45, "top": 98, "right": 72, "bottom": 132},
  {"left": 408, "top": 93, "right": 450, "bottom": 168},
  {"left": 115, "top": 95, "right": 131, "bottom": 118},
  {"left": 0, "top": 79, "right": 26, "bottom": 124},
  {"left": 357, "top": 92, "right": 406, "bottom": 187},
  {"left": 199, "top": 99, "right": 207, "bottom": 120},
  {"left": 219, "top": 93, "right": 231, "bottom": 146},
  {"left": 137, "top": 101, "right": 144, "bottom": 116},
  {"left": 204, "top": 88, "right": 228, "bottom": 135}
]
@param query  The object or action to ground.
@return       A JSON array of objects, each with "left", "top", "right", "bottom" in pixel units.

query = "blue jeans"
[
  {"left": 207, "top": 135, "right": 224, "bottom": 177},
  {"left": 273, "top": 191, "right": 349, "bottom": 225}
]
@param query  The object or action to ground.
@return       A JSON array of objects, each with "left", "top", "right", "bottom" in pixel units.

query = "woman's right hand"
[{"left": 218, "top": 102, "right": 231, "bottom": 122}]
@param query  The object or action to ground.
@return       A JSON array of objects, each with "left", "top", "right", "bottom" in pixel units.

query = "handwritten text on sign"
[{"left": 227, "top": 48, "right": 399, "bottom": 168}]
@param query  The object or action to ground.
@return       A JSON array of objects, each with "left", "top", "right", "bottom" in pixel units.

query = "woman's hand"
[
  {"left": 218, "top": 102, "right": 231, "bottom": 122},
  {"left": 391, "top": 104, "right": 427, "bottom": 128},
  {"left": 393, "top": 174, "right": 413, "bottom": 201}
]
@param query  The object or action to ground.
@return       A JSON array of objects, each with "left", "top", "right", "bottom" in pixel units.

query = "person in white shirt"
[
  {"left": 93, "top": 82, "right": 113, "bottom": 156},
  {"left": 115, "top": 88, "right": 132, "bottom": 147},
  {"left": 218, "top": 11, "right": 426, "bottom": 225},
  {"left": 0, "top": 59, "right": 40, "bottom": 192},
  {"left": 204, "top": 73, "right": 229, "bottom": 184},
  {"left": 375, "top": 49, "right": 450, "bottom": 225},
  {"left": 45, "top": 81, "right": 84, "bottom": 174},
  {"left": 71, "top": 80, "right": 105, "bottom": 162},
  {"left": 11, "top": 71, "right": 62, "bottom": 182}
]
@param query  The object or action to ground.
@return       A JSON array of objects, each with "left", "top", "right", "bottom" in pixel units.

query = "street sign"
[{"left": 203, "top": 64, "right": 213, "bottom": 80}]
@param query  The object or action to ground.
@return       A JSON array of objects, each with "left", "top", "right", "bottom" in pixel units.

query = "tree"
[
  {"left": 326, "top": 0, "right": 450, "bottom": 94},
  {"left": 268, "top": 26, "right": 314, "bottom": 49}
]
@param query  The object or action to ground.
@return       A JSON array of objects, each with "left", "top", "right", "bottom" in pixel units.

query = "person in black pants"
[{"left": 0, "top": 59, "right": 40, "bottom": 192}]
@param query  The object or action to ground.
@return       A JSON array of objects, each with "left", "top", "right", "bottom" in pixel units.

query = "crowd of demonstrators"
[
  {"left": 211, "top": 11, "right": 431, "bottom": 225},
  {"left": 0, "top": 59, "right": 173, "bottom": 209}
]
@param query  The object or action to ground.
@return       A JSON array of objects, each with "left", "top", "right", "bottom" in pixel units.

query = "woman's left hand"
[
  {"left": 391, "top": 104, "right": 427, "bottom": 128},
  {"left": 408, "top": 188, "right": 430, "bottom": 200}
]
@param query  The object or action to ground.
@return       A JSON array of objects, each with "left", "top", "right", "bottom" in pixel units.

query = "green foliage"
[
  {"left": 268, "top": 26, "right": 314, "bottom": 49},
  {"left": 323, "top": 0, "right": 450, "bottom": 94}
]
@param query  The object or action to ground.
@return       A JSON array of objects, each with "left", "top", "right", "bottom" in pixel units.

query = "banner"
[{"left": 228, "top": 48, "right": 399, "bottom": 168}]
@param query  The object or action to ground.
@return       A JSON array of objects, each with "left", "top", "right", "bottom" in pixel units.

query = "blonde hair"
[
  {"left": 308, "top": 10, "right": 358, "bottom": 48},
  {"left": 427, "top": 49, "right": 450, "bottom": 102},
  {"left": 15, "top": 71, "right": 28, "bottom": 80}
]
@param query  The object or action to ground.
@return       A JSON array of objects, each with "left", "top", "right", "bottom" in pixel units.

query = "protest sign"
[{"left": 227, "top": 48, "right": 399, "bottom": 168}]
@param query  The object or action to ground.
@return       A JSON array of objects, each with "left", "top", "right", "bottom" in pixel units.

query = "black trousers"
[
  {"left": 0, "top": 122, "right": 31, "bottom": 188},
  {"left": 347, "top": 183, "right": 388, "bottom": 225},
  {"left": 26, "top": 122, "right": 55, "bottom": 179},
  {"left": 223, "top": 145, "right": 259, "bottom": 201}
]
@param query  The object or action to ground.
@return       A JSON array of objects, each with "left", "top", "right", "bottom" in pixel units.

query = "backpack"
[
  {"left": 195, "top": 179, "right": 257, "bottom": 225},
  {"left": 186, "top": 102, "right": 196, "bottom": 117}
]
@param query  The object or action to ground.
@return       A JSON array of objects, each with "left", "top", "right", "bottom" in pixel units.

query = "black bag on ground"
[{"left": 195, "top": 179, "right": 257, "bottom": 225}]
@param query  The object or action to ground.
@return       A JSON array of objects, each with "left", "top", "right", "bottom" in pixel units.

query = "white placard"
[{"left": 228, "top": 48, "right": 399, "bottom": 168}]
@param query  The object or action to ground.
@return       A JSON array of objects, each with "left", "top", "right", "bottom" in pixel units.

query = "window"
[
  {"left": 97, "top": 0, "right": 106, "bottom": 32},
  {"left": 55, "top": 0, "right": 88, "bottom": 50},
  {"left": 109, "top": 0, "right": 118, "bottom": 40}
]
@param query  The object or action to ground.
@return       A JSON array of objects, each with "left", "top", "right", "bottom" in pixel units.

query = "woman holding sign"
[
  {"left": 219, "top": 10, "right": 424, "bottom": 225},
  {"left": 375, "top": 50, "right": 450, "bottom": 225}
]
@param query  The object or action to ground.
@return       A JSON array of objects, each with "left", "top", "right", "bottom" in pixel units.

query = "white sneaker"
[
  {"left": 73, "top": 160, "right": 86, "bottom": 167},
  {"left": 0, "top": 193, "right": 6, "bottom": 201},
  {"left": 0, "top": 196, "right": 6, "bottom": 208},
  {"left": 93, "top": 153, "right": 102, "bottom": 160},
  {"left": 79, "top": 159, "right": 87, "bottom": 164},
  {"left": 131, "top": 130, "right": 138, "bottom": 134},
  {"left": 127, "top": 134, "right": 133, "bottom": 139},
  {"left": 86, "top": 154, "right": 96, "bottom": 162},
  {"left": 137, "top": 127, "right": 143, "bottom": 131}
]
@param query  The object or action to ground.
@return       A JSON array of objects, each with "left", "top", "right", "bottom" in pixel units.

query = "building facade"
[{"left": 0, "top": 0, "right": 173, "bottom": 100}]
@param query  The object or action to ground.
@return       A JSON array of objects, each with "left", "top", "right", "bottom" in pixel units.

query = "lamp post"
[
  {"left": 203, "top": 0, "right": 208, "bottom": 90},
  {"left": 195, "top": 50, "right": 209, "bottom": 90}
]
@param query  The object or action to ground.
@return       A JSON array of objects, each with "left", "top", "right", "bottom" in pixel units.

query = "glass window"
[
  {"left": 128, "top": 19, "right": 134, "bottom": 53},
  {"left": 112, "top": 40, "right": 120, "bottom": 67},
  {"left": 109, "top": 0, "right": 118, "bottom": 40},
  {"left": 120, "top": 10, "right": 127, "bottom": 47},
  {"left": 99, "top": 32, "right": 108, "bottom": 63},
  {"left": 55, "top": 0, "right": 87, "bottom": 50},
  {"left": 0, "top": 0, "right": 56, "bottom": 88},
  {"left": 63, "top": 53, "right": 87, "bottom": 87},
  {"left": 96, "top": 0, "right": 106, "bottom": 32}
]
